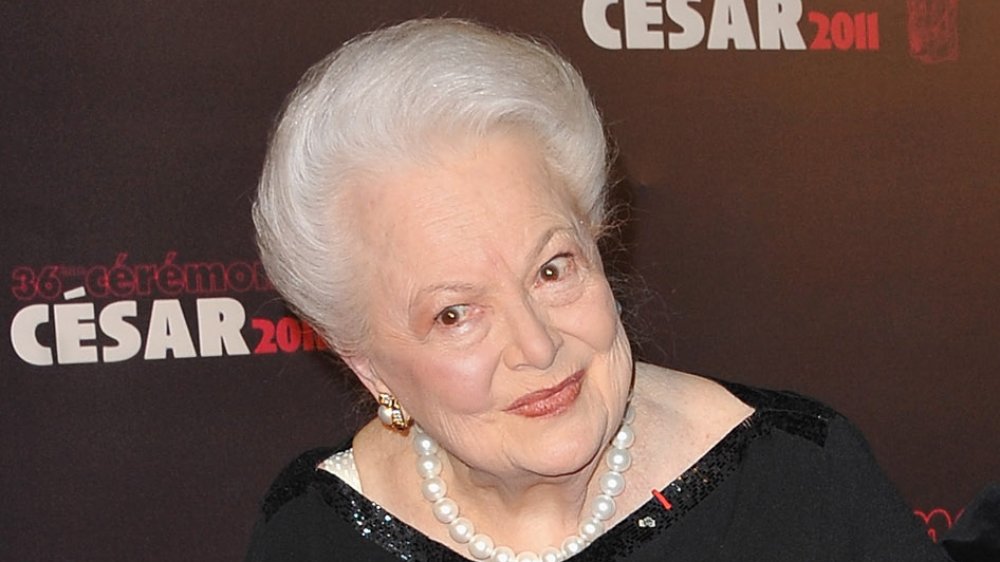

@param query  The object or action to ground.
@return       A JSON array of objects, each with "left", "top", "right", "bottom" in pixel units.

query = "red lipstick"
[{"left": 504, "top": 370, "right": 584, "bottom": 418}]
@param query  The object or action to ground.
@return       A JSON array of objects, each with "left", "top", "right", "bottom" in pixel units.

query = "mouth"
[{"left": 503, "top": 370, "right": 585, "bottom": 418}]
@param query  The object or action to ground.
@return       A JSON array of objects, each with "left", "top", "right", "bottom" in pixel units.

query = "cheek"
[
  {"left": 389, "top": 344, "right": 502, "bottom": 417},
  {"left": 563, "top": 281, "right": 619, "bottom": 352}
]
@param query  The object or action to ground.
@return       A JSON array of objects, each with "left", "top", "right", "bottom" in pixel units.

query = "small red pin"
[{"left": 651, "top": 489, "right": 672, "bottom": 510}]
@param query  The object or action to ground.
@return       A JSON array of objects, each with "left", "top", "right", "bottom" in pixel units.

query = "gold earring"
[{"left": 377, "top": 392, "right": 411, "bottom": 431}]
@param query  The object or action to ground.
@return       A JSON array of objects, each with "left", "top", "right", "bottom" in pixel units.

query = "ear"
[{"left": 341, "top": 354, "right": 387, "bottom": 400}]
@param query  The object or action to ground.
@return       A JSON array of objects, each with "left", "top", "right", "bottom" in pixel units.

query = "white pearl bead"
[
  {"left": 421, "top": 477, "right": 447, "bottom": 501},
  {"left": 468, "top": 533, "right": 495, "bottom": 559},
  {"left": 599, "top": 471, "right": 626, "bottom": 497},
  {"left": 539, "top": 547, "right": 563, "bottom": 562},
  {"left": 416, "top": 453, "right": 442, "bottom": 478},
  {"left": 432, "top": 497, "right": 459, "bottom": 523},
  {"left": 561, "top": 536, "right": 586, "bottom": 556},
  {"left": 377, "top": 405, "right": 393, "bottom": 426},
  {"left": 412, "top": 412, "right": 637, "bottom": 561},
  {"left": 491, "top": 546, "right": 516, "bottom": 562},
  {"left": 605, "top": 447, "right": 632, "bottom": 472},
  {"left": 612, "top": 424, "right": 634, "bottom": 449},
  {"left": 579, "top": 517, "right": 605, "bottom": 542},
  {"left": 448, "top": 517, "right": 475, "bottom": 543},
  {"left": 591, "top": 494, "right": 616, "bottom": 521},
  {"left": 412, "top": 432, "right": 438, "bottom": 455}
]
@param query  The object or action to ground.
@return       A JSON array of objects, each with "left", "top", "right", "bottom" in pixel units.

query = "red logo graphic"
[
  {"left": 8, "top": 252, "right": 329, "bottom": 365},
  {"left": 10, "top": 252, "right": 273, "bottom": 302},
  {"left": 914, "top": 507, "right": 962, "bottom": 542},
  {"left": 807, "top": 11, "right": 879, "bottom": 51},
  {"left": 907, "top": 0, "right": 960, "bottom": 63}
]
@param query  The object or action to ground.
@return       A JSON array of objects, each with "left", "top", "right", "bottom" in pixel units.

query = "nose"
[{"left": 501, "top": 297, "right": 562, "bottom": 371}]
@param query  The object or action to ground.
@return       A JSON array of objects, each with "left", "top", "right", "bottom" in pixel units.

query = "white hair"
[{"left": 253, "top": 18, "right": 610, "bottom": 354}]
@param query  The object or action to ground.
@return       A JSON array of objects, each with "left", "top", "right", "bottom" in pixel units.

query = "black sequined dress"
[{"left": 245, "top": 382, "right": 949, "bottom": 561}]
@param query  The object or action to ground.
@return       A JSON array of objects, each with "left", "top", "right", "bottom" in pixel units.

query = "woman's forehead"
[{"left": 349, "top": 132, "right": 582, "bottom": 260}]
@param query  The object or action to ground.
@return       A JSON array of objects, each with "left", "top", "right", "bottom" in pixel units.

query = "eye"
[
  {"left": 436, "top": 304, "right": 468, "bottom": 327},
  {"left": 540, "top": 264, "right": 561, "bottom": 282},
  {"left": 537, "top": 253, "right": 574, "bottom": 284}
]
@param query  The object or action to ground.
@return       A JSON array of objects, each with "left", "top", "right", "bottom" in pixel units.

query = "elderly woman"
[{"left": 246, "top": 19, "right": 946, "bottom": 562}]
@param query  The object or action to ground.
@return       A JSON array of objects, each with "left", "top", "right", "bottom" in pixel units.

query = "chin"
[{"left": 509, "top": 410, "right": 610, "bottom": 477}]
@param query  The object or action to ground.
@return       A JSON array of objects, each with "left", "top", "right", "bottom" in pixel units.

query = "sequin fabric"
[
  {"left": 259, "top": 381, "right": 837, "bottom": 561},
  {"left": 324, "top": 482, "right": 426, "bottom": 561}
]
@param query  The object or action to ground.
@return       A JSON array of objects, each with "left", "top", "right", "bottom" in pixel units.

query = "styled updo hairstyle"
[{"left": 254, "top": 19, "right": 609, "bottom": 355}]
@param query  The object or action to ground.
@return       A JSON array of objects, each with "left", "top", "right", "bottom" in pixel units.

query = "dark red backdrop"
[{"left": 2, "top": 1, "right": 997, "bottom": 560}]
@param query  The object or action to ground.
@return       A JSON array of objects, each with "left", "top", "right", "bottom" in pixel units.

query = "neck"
[
  {"left": 441, "top": 451, "right": 600, "bottom": 547},
  {"left": 409, "top": 404, "right": 636, "bottom": 558}
]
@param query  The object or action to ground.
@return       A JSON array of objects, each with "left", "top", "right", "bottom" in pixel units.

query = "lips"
[{"left": 503, "top": 370, "right": 585, "bottom": 418}]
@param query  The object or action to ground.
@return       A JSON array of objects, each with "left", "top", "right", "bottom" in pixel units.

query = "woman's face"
[{"left": 346, "top": 130, "right": 632, "bottom": 481}]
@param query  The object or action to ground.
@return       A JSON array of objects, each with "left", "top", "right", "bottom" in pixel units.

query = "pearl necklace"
[{"left": 412, "top": 404, "right": 636, "bottom": 562}]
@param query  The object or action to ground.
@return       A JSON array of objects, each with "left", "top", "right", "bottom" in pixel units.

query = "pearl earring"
[{"left": 377, "top": 392, "right": 411, "bottom": 431}]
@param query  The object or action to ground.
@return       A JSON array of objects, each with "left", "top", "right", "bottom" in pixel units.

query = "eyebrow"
[
  {"left": 415, "top": 281, "right": 479, "bottom": 299},
  {"left": 410, "top": 226, "right": 576, "bottom": 304},
  {"left": 407, "top": 282, "right": 479, "bottom": 327},
  {"left": 529, "top": 225, "right": 574, "bottom": 266}
]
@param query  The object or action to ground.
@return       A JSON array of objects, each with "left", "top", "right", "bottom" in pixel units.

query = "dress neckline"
[{"left": 307, "top": 380, "right": 835, "bottom": 560}]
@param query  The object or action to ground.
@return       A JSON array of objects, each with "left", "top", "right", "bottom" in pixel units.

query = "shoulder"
[
  {"left": 713, "top": 382, "right": 946, "bottom": 558},
  {"left": 246, "top": 443, "right": 442, "bottom": 562},
  {"left": 257, "top": 446, "right": 344, "bottom": 521},
  {"left": 634, "top": 363, "right": 854, "bottom": 452},
  {"left": 246, "top": 444, "right": 387, "bottom": 562},
  {"left": 702, "top": 377, "right": 895, "bottom": 476},
  {"left": 717, "top": 379, "right": 836, "bottom": 417},
  {"left": 717, "top": 379, "right": 842, "bottom": 447}
]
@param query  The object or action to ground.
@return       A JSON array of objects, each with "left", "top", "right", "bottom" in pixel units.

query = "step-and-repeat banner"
[{"left": 3, "top": 1, "right": 996, "bottom": 559}]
